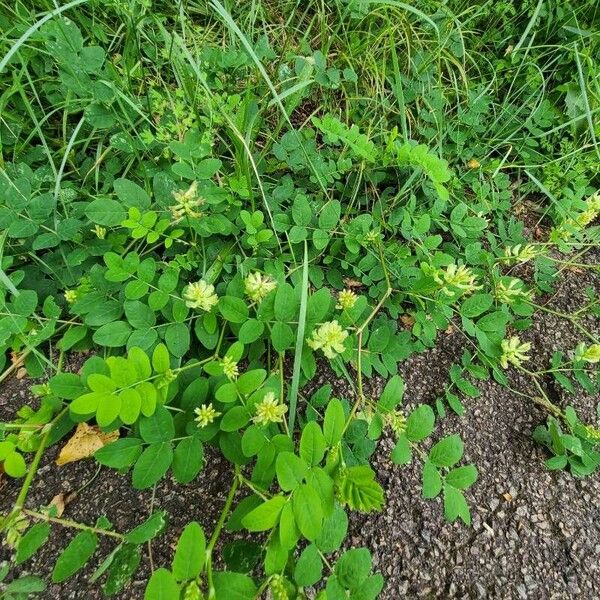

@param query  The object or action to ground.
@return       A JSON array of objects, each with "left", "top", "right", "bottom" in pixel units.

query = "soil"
[{"left": 1, "top": 255, "right": 599, "bottom": 599}]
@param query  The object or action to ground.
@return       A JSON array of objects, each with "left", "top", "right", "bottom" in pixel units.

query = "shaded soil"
[{"left": 1, "top": 254, "right": 599, "bottom": 599}]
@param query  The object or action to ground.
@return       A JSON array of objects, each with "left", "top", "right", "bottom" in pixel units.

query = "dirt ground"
[{"left": 1, "top": 255, "right": 599, "bottom": 599}]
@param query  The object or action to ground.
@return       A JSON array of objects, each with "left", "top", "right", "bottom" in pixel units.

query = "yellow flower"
[
  {"left": 387, "top": 410, "right": 407, "bottom": 436},
  {"left": 500, "top": 336, "right": 531, "bottom": 369},
  {"left": 495, "top": 278, "right": 532, "bottom": 305},
  {"left": 92, "top": 225, "right": 106, "bottom": 239},
  {"left": 64, "top": 290, "right": 77, "bottom": 304},
  {"left": 253, "top": 392, "right": 287, "bottom": 426},
  {"left": 336, "top": 289, "right": 358, "bottom": 311},
  {"left": 503, "top": 244, "right": 540, "bottom": 264},
  {"left": 220, "top": 356, "right": 239, "bottom": 380},
  {"left": 434, "top": 264, "right": 481, "bottom": 296},
  {"left": 194, "top": 403, "right": 220, "bottom": 428},
  {"left": 183, "top": 280, "right": 218, "bottom": 311},
  {"left": 244, "top": 272, "right": 277, "bottom": 303},
  {"left": 170, "top": 181, "right": 203, "bottom": 223},
  {"left": 308, "top": 320, "right": 349, "bottom": 359},
  {"left": 467, "top": 158, "right": 480, "bottom": 169}
]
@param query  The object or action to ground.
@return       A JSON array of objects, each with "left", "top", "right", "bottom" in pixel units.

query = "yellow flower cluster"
[
  {"left": 502, "top": 244, "right": 541, "bottom": 265},
  {"left": 495, "top": 278, "right": 532, "bottom": 305},
  {"left": 500, "top": 336, "right": 531, "bottom": 369},
  {"left": 307, "top": 320, "right": 349, "bottom": 359},
  {"left": 183, "top": 280, "right": 218, "bottom": 312},
  {"left": 336, "top": 289, "right": 358, "bottom": 311},
  {"left": 170, "top": 181, "right": 204, "bottom": 224},
  {"left": 253, "top": 392, "right": 287, "bottom": 426},
  {"left": 244, "top": 272, "right": 277, "bottom": 303},
  {"left": 220, "top": 356, "right": 239, "bottom": 380},
  {"left": 194, "top": 403, "right": 220, "bottom": 428},
  {"left": 434, "top": 264, "right": 481, "bottom": 296}
]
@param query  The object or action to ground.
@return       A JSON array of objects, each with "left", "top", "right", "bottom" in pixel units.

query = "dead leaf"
[
  {"left": 502, "top": 492, "right": 513, "bottom": 502},
  {"left": 445, "top": 324, "right": 455, "bottom": 335},
  {"left": 400, "top": 314, "right": 415, "bottom": 329},
  {"left": 343, "top": 278, "right": 363, "bottom": 288},
  {"left": 56, "top": 422, "right": 119, "bottom": 466},
  {"left": 16, "top": 367, "right": 27, "bottom": 379}
]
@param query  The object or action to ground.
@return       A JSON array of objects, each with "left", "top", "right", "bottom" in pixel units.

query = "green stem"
[
  {"left": 206, "top": 466, "right": 240, "bottom": 599},
  {"left": 23, "top": 509, "right": 124, "bottom": 540}
]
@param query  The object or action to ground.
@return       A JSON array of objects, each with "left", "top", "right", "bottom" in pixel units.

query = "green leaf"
[
  {"left": 52, "top": 531, "right": 98, "bottom": 583},
  {"left": 172, "top": 436, "right": 204, "bottom": 484},
  {"left": 139, "top": 406, "right": 174, "bottom": 443},
  {"left": 443, "top": 484, "right": 471, "bottom": 525},
  {"left": 125, "top": 511, "right": 167, "bottom": 544},
  {"left": 319, "top": 200, "right": 341, "bottom": 229},
  {"left": 299, "top": 421, "right": 326, "bottom": 466},
  {"left": 238, "top": 319, "right": 264, "bottom": 343},
  {"left": 406, "top": 404, "right": 435, "bottom": 441},
  {"left": 391, "top": 435, "right": 412, "bottom": 465},
  {"left": 144, "top": 568, "right": 179, "bottom": 600},
  {"left": 93, "top": 321, "right": 132, "bottom": 347},
  {"left": 219, "top": 296, "right": 249, "bottom": 323},
  {"left": 271, "top": 321, "right": 294, "bottom": 352},
  {"left": 4, "top": 451, "right": 26, "bottom": 477},
  {"left": 16, "top": 523, "right": 51, "bottom": 564},
  {"left": 378, "top": 374, "right": 404, "bottom": 412},
  {"left": 49, "top": 373, "right": 85, "bottom": 400},
  {"left": 276, "top": 452, "right": 308, "bottom": 491},
  {"left": 172, "top": 522, "right": 205, "bottom": 581},
  {"left": 294, "top": 543, "right": 323, "bottom": 587},
  {"left": 323, "top": 398, "right": 345, "bottom": 446},
  {"left": 152, "top": 343, "right": 170, "bottom": 372},
  {"left": 445, "top": 465, "right": 478, "bottom": 489},
  {"left": 242, "top": 495, "right": 287, "bottom": 532},
  {"left": 422, "top": 461, "right": 443, "bottom": 499},
  {"left": 429, "top": 434, "right": 464, "bottom": 468},
  {"left": 335, "top": 547, "right": 372, "bottom": 590},
  {"left": 114, "top": 178, "right": 151, "bottom": 209},
  {"left": 95, "top": 438, "right": 142, "bottom": 469},
  {"left": 292, "top": 484, "right": 323, "bottom": 541},
  {"left": 102, "top": 543, "right": 141, "bottom": 596},
  {"left": 213, "top": 571, "right": 257, "bottom": 600},
  {"left": 315, "top": 505, "right": 348, "bottom": 553},
  {"left": 461, "top": 293, "right": 493, "bottom": 318},
  {"left": 236, "top": 369, "right": 267, "bottom": 395},
  {"left": 132, "top": 442, "right": 173, "bottom": 489},
  {"left": 85, "top": 198, "right": 126, "bottom": 226},
  {"left": 164, "top": 322, "right": 190, "bottom": 357},
  {"left": 274, "top": 283, "right": 298, "bottom": 322}
]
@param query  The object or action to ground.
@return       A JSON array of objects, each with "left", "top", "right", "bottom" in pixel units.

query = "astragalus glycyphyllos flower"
[
  {"left": 170, "top": 181, "right": 203, "bottom": 223},
  {"left": 253, "top": 392, "right": 287, "bottom": 426},
  {"left": 502, "top": 244, "right": 541, "bottom": 265},
  {"left": 194, "top": 403, "right": 220, "bottom": 428},
  {"left": 220, "top": 355, "right": 239, "bottom": 380},
  {"left": 495, "top": 278, "right": 532, "bottom": 304},
  {"left": 434, "top": 264, "right": 481, "bottom": 296},
  {"left": 336, "top": 289, "right": 358, "bottom": 311},
  {"left": 244, "top": 271, "right": 277, "bottom": 303},
  {"left": 307, "top": 320, "right": 349, "bottom": 359},
  {"left": 183, "top": 280, "right": 218, "bottom": 311},
  {"left": 64, "top": 290, "right": 77, "bottom": 304},
  {"left": 500, "top": 336, "right": 532, "bottom": 369}
]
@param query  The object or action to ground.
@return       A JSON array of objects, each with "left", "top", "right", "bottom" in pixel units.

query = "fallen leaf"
[
  {"left": 48, "top": 492, "right": 76, "bottom": 517},
  {"left": 343, "top": 278, "right": 363, "bottom": 288},
  {"left": 56, "top": 422, "right": 119, "bottom": 466},
  {"left": 502, "top": 492, "right": 513, "bottom": 502},
  {"left": 16, "top": 367, "right": 27, "bottom": 379},
  {"left": 400, "top": 314, "right": 415, "bottom": 329}
]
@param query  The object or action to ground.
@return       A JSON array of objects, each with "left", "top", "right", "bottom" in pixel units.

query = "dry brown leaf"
[
  {"left": 48, "top": 491, "right": 77, "bottom": 517},
  {"left": 56, "top": 422, "right": 119, "bottom": 466},
  {"left": 16, "top": 367, "right": 27, "bottom": 379},
  {"left": 343, "top": 278, "right": 363, "bottom": 288},
  {"left": 400, "top": 314, "right": 415, "bottom": 329},
  {"left": 502, "top": 492, "right": 513, "bottom": 502}
]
